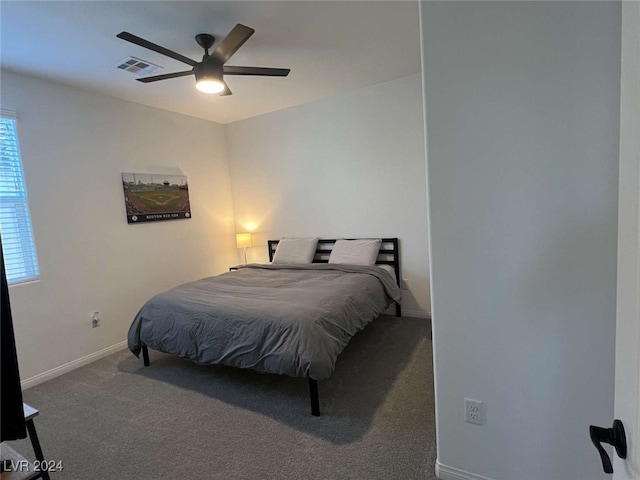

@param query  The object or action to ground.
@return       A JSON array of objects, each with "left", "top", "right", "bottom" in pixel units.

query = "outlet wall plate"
[{"left": 464, "top": 398, "right": 484, "bottom": 425}]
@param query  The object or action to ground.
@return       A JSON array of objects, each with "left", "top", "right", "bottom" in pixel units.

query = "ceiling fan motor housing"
[{"left": 194, "top": 62, "right": 223, "bottom": 83}]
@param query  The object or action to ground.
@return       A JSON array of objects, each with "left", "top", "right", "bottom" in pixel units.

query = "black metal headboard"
[{"left": 267, "top": 238, "right": 401, "bottom": 289}]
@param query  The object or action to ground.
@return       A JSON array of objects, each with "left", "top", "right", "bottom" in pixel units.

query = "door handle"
[{"left": 589, "top": 419, "right": 627, "bottom": 474}]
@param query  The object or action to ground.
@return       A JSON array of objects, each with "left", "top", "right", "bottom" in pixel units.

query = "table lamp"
[{"left": 236, "top": 233, "right": 253, "bottom": 264}]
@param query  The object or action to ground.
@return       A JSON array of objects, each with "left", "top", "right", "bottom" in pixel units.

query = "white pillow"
[
  {"left": 328, "top": 239, "right": 382, "bottom": 266},
  {"left": 272, "top": 238, "right": 319, "bottom": 264}
]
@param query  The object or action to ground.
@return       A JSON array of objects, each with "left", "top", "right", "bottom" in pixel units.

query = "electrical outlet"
[
  {"left": 91, "top": 312, "right": 100, "bottom": 328},
  {"left": 402, "top": 278, "right": 409, "bottom": 290},
  {"left": 464, "top": 398, "right": 484, "bottom": 425}
]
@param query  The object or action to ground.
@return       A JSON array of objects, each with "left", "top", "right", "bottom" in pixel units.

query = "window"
[{"left": 0, "top": 110, "right": 39, "bottom": 284}]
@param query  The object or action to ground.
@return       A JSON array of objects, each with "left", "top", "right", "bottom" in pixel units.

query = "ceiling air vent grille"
[{"left": 114, "top": 56, "right": 162, "bottom": 76}]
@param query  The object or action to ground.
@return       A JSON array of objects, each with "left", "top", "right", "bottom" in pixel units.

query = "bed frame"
[{"left": 141, "top": 237, "right": 402, "bottom": 417}]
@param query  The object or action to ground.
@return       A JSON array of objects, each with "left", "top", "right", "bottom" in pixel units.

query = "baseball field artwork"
[{"left": 121, "top": 172, "right": 191, "bottom": 224}]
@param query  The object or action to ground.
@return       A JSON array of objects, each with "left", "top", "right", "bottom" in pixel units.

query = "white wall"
[
  {"left": 225, "top": 74, "right": 430, "bottom": 316},
  {"left": 420, "top": 2, "right": 620, "bottom": 480},
  {"left": 614, "top": 3, "right": 640, "bottom": 478},
  {"left": 1, "top": 71, "right": 237, "bottom": 382}
]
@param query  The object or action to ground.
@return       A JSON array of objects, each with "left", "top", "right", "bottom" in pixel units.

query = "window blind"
[{"left": 0, "top": 112, "right": 39, "bottom": 285}]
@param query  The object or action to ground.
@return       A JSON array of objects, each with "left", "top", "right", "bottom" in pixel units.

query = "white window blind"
[{"left": 0, "top": 110, "right": 39, "bottom": 285}]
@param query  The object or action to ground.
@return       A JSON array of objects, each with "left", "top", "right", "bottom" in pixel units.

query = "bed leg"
[
  {"left": 142, "top": 345, "right": 150, "bottom": 367},
  {"left": 308, "top": 378, "right": 320, "bottom": 417},
  {"left": 395, "top": 303, "right": 402, "bottom": 317}
]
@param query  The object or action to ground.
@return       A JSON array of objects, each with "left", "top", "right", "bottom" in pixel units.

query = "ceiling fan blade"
[
  {"left": 223, "top": 66, "right": 290, "bottom": 77},
  {"left": 136, "top": 70, "right": 194, "bottom": 83},
  {"left": 117, "top": 32, "right": 198, "bottom": 67},
  {"left": 220, "top": 81, "right": 233, "bottom": 96},
  {"left": 212, "top": 24, "right": 255, "bottom": 65}
]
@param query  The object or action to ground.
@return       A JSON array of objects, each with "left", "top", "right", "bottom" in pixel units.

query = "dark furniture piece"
[
  {"left": 0, "top": 404, "right": 50, "bottom": 480},
  {"left": 1, "top": 238, "right": 26, "bottom": 444}
]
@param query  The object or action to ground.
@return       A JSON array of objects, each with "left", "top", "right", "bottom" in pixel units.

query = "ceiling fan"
[{"left": 116, "top": 24, "right": 290, "bottom": 96}]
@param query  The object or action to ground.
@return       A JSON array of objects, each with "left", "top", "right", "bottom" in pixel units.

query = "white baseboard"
[
  {"left": 436, "top": 461, "right": 497, "bottom": 480},
  {"left": 21, "top": 340, "right": 128, "bottom": 390},
  {"left": 402, "top": 308, "right": 431, "bottom": 319}
]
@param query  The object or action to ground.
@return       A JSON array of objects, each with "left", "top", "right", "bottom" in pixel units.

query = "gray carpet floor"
[{"left": 8, "top": 315, "right": 436, "bottom": 480}]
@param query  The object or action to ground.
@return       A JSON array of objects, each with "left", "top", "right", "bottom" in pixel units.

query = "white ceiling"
[{"left": 0, "top": 1, "right": 421, "bottom": 124}]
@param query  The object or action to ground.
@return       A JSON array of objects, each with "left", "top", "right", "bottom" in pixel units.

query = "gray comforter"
[{"left": 128, "top": 263, "right": 401, "bottom": 380}]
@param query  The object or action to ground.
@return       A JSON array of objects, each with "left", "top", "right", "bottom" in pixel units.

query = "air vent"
[{"left": 114, "top": 56, "right": 162, "bottom": 76}]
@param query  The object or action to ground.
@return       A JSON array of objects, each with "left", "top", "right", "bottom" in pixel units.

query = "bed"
[{"left": 127, "top": 238, "right": 402, "bottom": 416}]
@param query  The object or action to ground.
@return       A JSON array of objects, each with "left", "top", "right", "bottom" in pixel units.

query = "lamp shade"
[{"left": 236, "top": 233, "right": 253, "bottom": 249}]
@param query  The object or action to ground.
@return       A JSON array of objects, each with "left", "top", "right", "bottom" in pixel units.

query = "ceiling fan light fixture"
[
  {"left": 194, "top": 63, "right": 224, "bottom": 94},
  {"left": 196, "top": 79, "right": 225, "bottom": 94}
]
